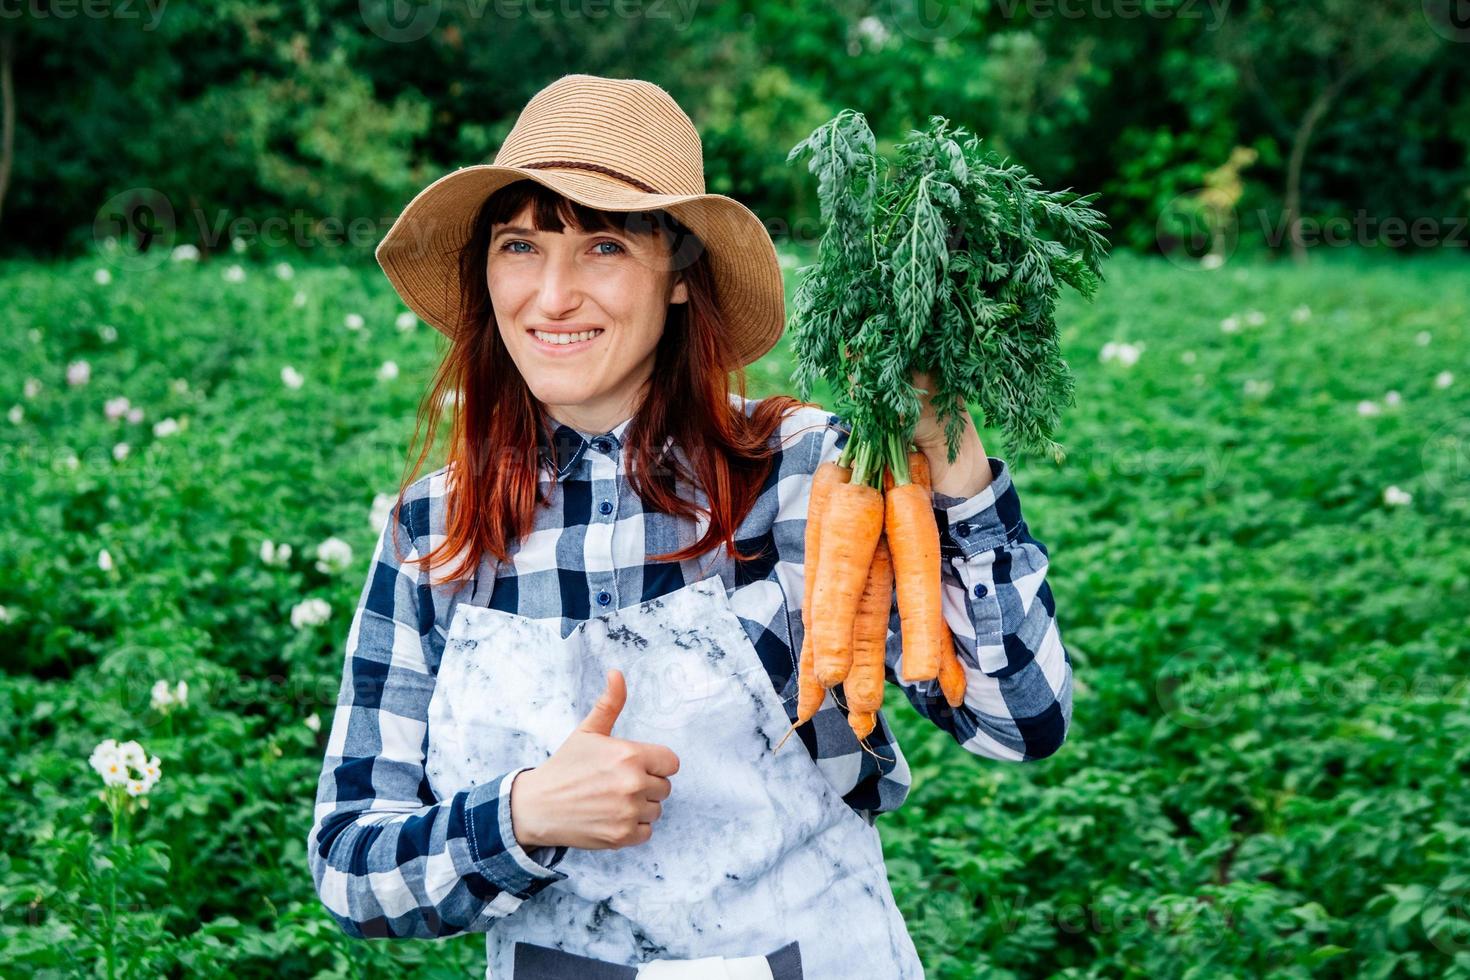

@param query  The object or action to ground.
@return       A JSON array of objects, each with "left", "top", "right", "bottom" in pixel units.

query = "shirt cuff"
[
  {"left": 464, "top": 767, "right": 569, "bottom": 899},
  {"left": 930, "top": 456, "right": 1023, "bottom": 558}
]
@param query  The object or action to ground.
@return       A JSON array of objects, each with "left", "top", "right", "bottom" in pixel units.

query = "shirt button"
[
  {"left": 973, "top": 583, "right": 988, "bottom": 599},
  {"left": 591, "top": 438, "right": 612, "bottom": 453},
  {"left": 595, "top": 590, "right": 612, "bottom": 606},
  {"left": 598, "top": 500, "right": 613, "bottom": 515},
  {"left": 955, "top": 521, "right": 972, "bottom": 537}
]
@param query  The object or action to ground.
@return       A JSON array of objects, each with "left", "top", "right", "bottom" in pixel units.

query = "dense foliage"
[
  {"left": 1, "top": 248, "right": 1467, "bottom": 976},
  {"left": 3, "top": 1, "right": 1466, "bottom": 262}
]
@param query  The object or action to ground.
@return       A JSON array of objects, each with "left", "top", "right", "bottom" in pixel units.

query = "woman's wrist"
[
  {"left": 508, "top": 767, "right": 550, "bottom": 849},
  {"left": 917, "top": 415, "right": 994, "bottom": 499}
]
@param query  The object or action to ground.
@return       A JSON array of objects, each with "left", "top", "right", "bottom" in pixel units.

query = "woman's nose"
[{"left": 535, "top": 254, "right": 586, "bottom": 315}]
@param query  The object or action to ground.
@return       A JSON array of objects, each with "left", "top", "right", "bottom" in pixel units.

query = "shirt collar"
[{"left": 537, "top": 414, "right": 642, "bottom": 478}]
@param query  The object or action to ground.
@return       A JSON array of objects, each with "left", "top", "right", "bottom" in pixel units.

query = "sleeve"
[
  {"left": 305, "top": 495, "right": 569, "bottom": 940},
  {"left": 819, "top": 414, "right": 1074, "bottom": 762}
]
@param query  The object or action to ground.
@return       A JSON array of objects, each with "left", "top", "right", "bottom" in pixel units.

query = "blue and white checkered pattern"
[{"left": 307, "top": 397, "right": 1073, "bottom": 939}]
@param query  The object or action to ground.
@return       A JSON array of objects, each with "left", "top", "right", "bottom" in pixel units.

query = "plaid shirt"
[{"left": 307, "top": 397, "right": 1073, "bottom": 939}]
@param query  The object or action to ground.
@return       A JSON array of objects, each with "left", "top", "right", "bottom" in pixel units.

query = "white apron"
[{"left": 425, "top": 574, "right": 927, "bottom": 979}]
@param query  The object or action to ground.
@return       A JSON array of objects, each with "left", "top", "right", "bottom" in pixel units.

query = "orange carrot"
[
  {"left": 774, "top": 460, "right": 850, "bottom": 753},
  {"left": 798, "top": 462, "right": 848, "bottom": 708},
  {"left": 937, "top": 633, "right": 967, "bottom": 708},
  {"left": 844, "top": 534, "right": 893, "bottom": 741},
  {"left": 810, "top": 481, "right": 885, "bottom": 686},
  {"left": 884, "top": 451, "right": 945, "bottom": 683}
]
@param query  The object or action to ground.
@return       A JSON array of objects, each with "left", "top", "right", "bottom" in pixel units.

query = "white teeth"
[{"left": 533, "top": 329, "right": 603, "bottom": 346}]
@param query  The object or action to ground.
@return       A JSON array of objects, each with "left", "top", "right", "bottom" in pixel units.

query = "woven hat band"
[{"left": 519, "top": 160, "right": 664, "bottom": 195}]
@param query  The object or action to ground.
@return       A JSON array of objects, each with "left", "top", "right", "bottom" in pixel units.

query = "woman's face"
[{"left": 488, "top": 202, "right": 689, "bottom": 433}]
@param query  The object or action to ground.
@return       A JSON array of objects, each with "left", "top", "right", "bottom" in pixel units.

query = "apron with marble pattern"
[{"left": 425, "top": 574, "right": 927, "bottom": 979}]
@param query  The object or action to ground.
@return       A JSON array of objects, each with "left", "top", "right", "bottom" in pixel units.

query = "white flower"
[
  {"left": 98, "top": 548, "right": 114, "bottom": 571},
  {"left": 112, "top": 442, "right": 130, "bottom": 461},
  {"left": 259, "top": 539, "right": 293, "bottom": 566},
  {"left": 151, "top": 679, "right": 188, "bottom": 712},
  {"left": 1383, "top": 390, "right": 1401, "bottom": 407},
  {"left": 1220, "top": 316, "right": 1240, "bottom": 333},
  {"left": 1243, "top": 379, "right": 1273, "bottom": 397},
  {"left": 371, "top": 492, "right": 397, "bottom": 531},
  {"left": 24, "top": 377, "right": 41, "bottom": 398},
  {"left": 28, "top": 328, "right": 40, "bottom": 343},
  {"left": 7, "top": 405, "right": 20, "bottom": 425},
  {"left": 1356, "top": 400, "right": 1382, "bottom": 416},
  {"left": 67, "top": 360, "right": 91, "bottom": 386},
  {"left": 99, "top": 324, "right": 118, "bottom": 343},
  {"left": 126, "top": 407, "right": 144, "bottom": 424},
  {"left": 117, "top": 740, "right": 146, "bottom": 770},
  {"left": 1198, "top": 252, "right": 1224, "bottom": 270},
  {"left": 223, "top": 264, "right": 246, "bottom": 283},
  {"left": 305, "top": 713, "right": 322, "bottom": 733},
  {"left": 151, "top": 679, "right": 174, "bottom": 712},
  {"left": 281, "top": 365, "right": 304, "bottom": 390},
  {"left": 153, "top": 417, "right": 180, "bottom": 438},
  {"left": 61, "top": 450, "right": 79, "bottom": 471},
  {"left": 0, "top": 605, "right": 10, "bottom": 623},
  {"left": 1415, "top": 331, "right": 1432, "bottom": 347},
  {"left": 171, "top": 378, "right": 189, "bottom": 395},
  {"left": 314, "top": 537, "right": 354, "bottom": 575},
  {"left": 344, "top": 313, "right": 365, "bottom": 331},
  {"left": 1435, "top": 370, "right": 1454, "bottom": 389},
  {"left": 1180, "top": 350, "right": 1197, "bottom": 365},
  {"left": 855, "top": 14, "right": 891, "bottom": 46},
  {"left": 395, "top": 311, "right": 417, "bottom": 331},
  {"left": 1290, "top": 305, "right": 1312, "bottom": 324},
  {"left": 1099, "top": 341, "right": 1143, "bottom": 367},
  {"left": 171, "top": 244, "right": 200, "bottom": 262},
  {"left": 377, "top": 360, "right": 399, "bottom": 382},
  {"left": 91, "top": 740, "right": 163, "bottom": 793},
  {"left": 1383, "top": 485, "right": 1412, "bottom": 507},
  {"left": 94, "top": 268, "right": 112, "bottom": 285},
  {"left": 293, "top": 291, "right": 308, "bottom": 308},
  {"left": 232, "top": 236, "right": 247, "bottom": 254},
  {"left": 89, "top": 739, "right": 130, "bottom": 787},
  {"left": 291, "top": 597, "right": 332, "bottom": 629},
  {"left": 274, "top": 262, "right": 295, "bottom": 280},
  {"left": 1244, "top": 310, "right": 1266, "bottom": 327},
  {"left": 89, "top": 737, "right": 118, "bottom": 765},
  {"left": 105, "top": 396, "right": 132, "bottom": 421}
]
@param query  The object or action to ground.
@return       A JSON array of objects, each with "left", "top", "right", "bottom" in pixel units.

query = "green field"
[{"left": 2, "top": 249, "right": 1468, "bottom": 978}]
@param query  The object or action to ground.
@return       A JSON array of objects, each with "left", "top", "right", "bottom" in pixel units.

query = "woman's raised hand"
[{"left": 509, "top": 668, "right": 680, "bottom": 851}]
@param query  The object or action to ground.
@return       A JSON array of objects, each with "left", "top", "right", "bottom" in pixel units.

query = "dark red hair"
[{"left": 391, "top": 178, "right": 813, "bottom": 587}]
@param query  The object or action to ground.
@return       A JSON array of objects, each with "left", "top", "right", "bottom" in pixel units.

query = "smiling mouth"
[{"left": 529, "top": 328, "right": 605, "bottom": 348}]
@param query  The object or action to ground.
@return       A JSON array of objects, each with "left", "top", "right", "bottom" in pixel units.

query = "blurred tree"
[{"left": 1215, "top": 0, "right": 1442, "bottom": 263}]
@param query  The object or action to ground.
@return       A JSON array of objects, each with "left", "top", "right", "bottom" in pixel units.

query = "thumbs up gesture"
[{"left": 509, "top": 669, "right": 681, "bottom": 851}]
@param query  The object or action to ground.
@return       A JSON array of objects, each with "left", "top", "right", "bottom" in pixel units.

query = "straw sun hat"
[{"left": 375, "top": 73, "right": 786, "bottom": 368}]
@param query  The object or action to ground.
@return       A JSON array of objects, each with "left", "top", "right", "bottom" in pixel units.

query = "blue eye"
[{"left": 497, "top": 239, "right": 625, "bottom": 255}]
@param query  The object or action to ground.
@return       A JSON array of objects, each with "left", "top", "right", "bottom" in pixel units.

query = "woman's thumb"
[{"left": 577, "top": 668, "right": 626, "bottom": 736}]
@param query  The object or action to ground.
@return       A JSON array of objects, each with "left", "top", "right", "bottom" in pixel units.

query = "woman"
[{"left": 306, "top": 74, "right": 1073, "bottom": 979}]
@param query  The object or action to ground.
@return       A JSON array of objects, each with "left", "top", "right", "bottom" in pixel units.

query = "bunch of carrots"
[
  {"left": 774, "top": 433, "right": 967, "bottom": 755},
  {"left": 773, "top": 107, "right": 1107, "bottom": 753}
]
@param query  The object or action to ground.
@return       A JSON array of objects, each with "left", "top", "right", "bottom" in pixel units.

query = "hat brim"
[{"left": 375, "top": 164, "right": 786, "bottom": 368}]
